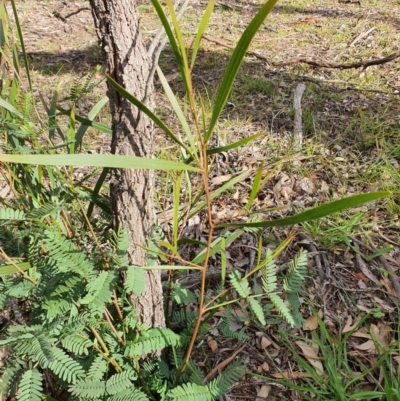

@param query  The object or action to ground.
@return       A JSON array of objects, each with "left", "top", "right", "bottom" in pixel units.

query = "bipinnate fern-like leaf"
[
  {"left": 115, "top": 229, "right": 129, "bottom": 259},
  {"left": 0, "top": 208, "right": 26, "bottom": 221},
  {"left": 106, "top": 371, "right": 137, "bottom": 395},
  {"left": 124, "top": 266, "right": 146, "bottom": 295},
  {"left": 35, "top": 335, "right": 55, "bottom": 366},
  {"left": 284, "top": 249, "right": 308, "bottom": 293},
  {"left": 12, "top": 335, "right": 54, "bottom": 368},
  {"left": 170, "top": 283, "right": 196, "bottom": 305},
  {"left": 61, "top": 334, "right": 92, "bottom": 355},
  {"left": 80, "top": 271, "right": 115, "bottom": 312},
  {"left": 219, "top": 318, "right": 249, "bottom": 341},
  {"left": 44, "top": 231, "right": 95, "bottom": 276},
  {"left": 287, "top": 292, "right": 303, "bottom": 328},
  {"left": 247, "top": 297, "right": 266, "bottom": 326},
  {"left": 261, "top": 251, "right": 277, "bottom": 294},
  {"left": 27, "top": 203, "right": 62, "bottom": 220},
  {"left": 42, "top": 298, "right": 74, "bottom": 322},
  {"left": 208, "top": 359, "right": 245, "bottom": 398},
  {"left": 48, "top": 348, "right": 85, "bottom": 383},
  {"left": 125, "top": 328, "right": 181, "bottom": 358},
  {"left": 166, "top": 383, "right": 213, "bottom": 401},
  {"left": 87, "top": 356, "right": 108, "bottom": 380},
  {"left": 229, "top": 270, "right": 250, "bottom": 298},
  {"left": 69, "top": 379, "right": 106, "bottom": 399},
  {"left": 108, "top": 387, "right": 150, "bottom": 401},
  {"left": 269, "top": 292, "right": 296, "bottom": 327},
  {"left": 17, "top": 369, "right": 43, "bottom": 401}
]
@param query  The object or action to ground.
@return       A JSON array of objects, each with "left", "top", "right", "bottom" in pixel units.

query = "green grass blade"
[
  {"left": 0, "top": 154, "right": 200, "bottom": 172},
  {"left": 192, "top": 229, "right": 244, "bottom": 264},
  {"left": 166, "top": 0, "right": 190, "bottom": 87},
  {"left": 206, "top": 0, "right": 278, "bottom": 140},
  {"left": 245, "top": 162, "right": 263, "bottom": 211},
  {"left": 151, "top": 0, "right": 186, "bottom": 79},
  {"left": 220, "top": 237, "right": 226, "bottom": 284},
  {"left": 218, "top": 192, "right": 390, "bottom": 228},
  {"left": 67, "top": 106, "right": 76, "bottom": 154},
  {"left": 10, "top": 0, "right": 32, "bottom": 91},
  {"left": 156, "top": 66, "right": 196, "bottom": 158},
  {"left": 208, "top": 133, "right": 264, "bottom": 155},
  {"left": 54, "top": 105, "right": 111, "bottom": 135},
  {"left": 172, "top": 174, "right": 182, "bottom": 249},
  {"left": 189, "top": 170, "right": 252, "bottom": 218},
  {"left": 86, "top": 167, "right": 110, "bottom": 218},
  {"left": 106, "top": 74, "right": 191, "bottom": 153},
  {"left": 75, "top": 96, "right": 109, "bottom": 151},
  {"left": 184, "top": 132, "right": 264, "bottom": 164},
  {"left": 0, "top": 97, "right": 24, "bottom": 118},
  {"left": 0, "top": 261, "right": 31, "bottom": 276},
  {"left": 190, "top": 0, "right": 216, "bottom": 69}
]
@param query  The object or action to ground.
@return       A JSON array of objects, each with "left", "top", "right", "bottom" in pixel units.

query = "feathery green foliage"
[{"left": 17, "top": 369, "right": 43, "bottom": 401}]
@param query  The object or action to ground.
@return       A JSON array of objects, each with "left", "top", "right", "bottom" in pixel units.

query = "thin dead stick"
[
  {"left": 104, "top": 309, "right": 125, "bottom": 345},
  {"left": 350, "top": 27, "right": 376, "bottom": 47},
  {"left": 203, "top": 345, "right": 246, "bottom": 382},
  {"left": 351, "top": 237, "right": 400, "bottom": 302},
  {"left": 292, "top": 83, "right": 306, "bottom": 150},
  {"left": 269, "top": 51, "right": 400, "bottom": 70},
  {"left": 202, "top": 35, "right": 400, "bottom": 70},
  {"left": 65, "top": 7, "right": 91, "bottom": 19},
  {"left": 369, "top": 240, "right": 400, "bottom": 302}
]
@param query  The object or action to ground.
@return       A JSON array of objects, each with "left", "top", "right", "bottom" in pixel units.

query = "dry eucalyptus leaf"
[
  {"left": 260, "top": 336, "right": 272, "bottom": 349},
  {"left": 354, "top": 339, "right": 376, "bottom": 353},
  {"left": 303, "top": 310, "right": 323, "bottom": 331},
  {"left": 207, "top": 336, "right": 218, "bottom": 353},
  {"left": 295, "top": 340, "right": 324, "bottom": 374},
  {"left": 210, "top": 174, "right": 232, "bottom": 186},
  {"left": 373, "top": 296, "right": 395, "bottom": 312},
  {"left": 256, "top": 385, "right": 271, "bottom": 401}
]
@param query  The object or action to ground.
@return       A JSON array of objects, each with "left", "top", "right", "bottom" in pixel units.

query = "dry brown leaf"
[
  {"left": 210, "top": 174, "right": 232, "bottom": 186},
  {"left": 260, "top": 336, "right": 272, "bottom": 349},
  {"left": 207, "top": 336, "right": 218, "bottom": 353},
  {"left": 270, "top": 371, "right": 311, "bottom": 379},
  {"left": 373, "top": 322, "right": 392, "bottom": 353},
  {"left": 354, "top": 339, "right": 376, "bottom": 353},
  {"left": 351, "top": 329, "right": 371, "bottom": 339},
  {"left": 303, "top": 315, "right": 319, "bottom": 331},
  {"left": 297, "top": 177, "right": 316, "bottom": 194},
  {"left": 356, "top": 254, "right": 380, "bottom": 285},
  {"left": 373, "top": 296, "right": 395, "bottom": 312},
  {"left": 342, "top": 315, "right": 362, "bottom": 333},
  {"left": 357, "top": 303, "right": 372, "bottom": 313},
  {"left": 303, "top": 310, "right": 323, "bottom": 331},
  {"left": 256, "top": 385, "right": 271, "bottom": 401},
  {"left": 380, "top": 277, "right": 396, "bottom": 297},
  {"left": 295, "top": 340, "right": 324, "bottom": 374}
]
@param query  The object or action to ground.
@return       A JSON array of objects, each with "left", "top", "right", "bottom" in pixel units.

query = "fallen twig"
[
  {"left": 369, "top": 240, "right": 400, "bottom": 302},
  {"left": 202, "top": 35, "right": 400, "bottom": 70},
  {"left": 269, "top": 51, "right": 400, "bottom": 70},
  {"left": 203, "top": 345, "right": 246, "bottom": 382},
  {"left": 350, "top": 237, "right": 400, "bottom": 302},
  {"left": 64, "top": 7, "right": 91, "bottom": 19}
]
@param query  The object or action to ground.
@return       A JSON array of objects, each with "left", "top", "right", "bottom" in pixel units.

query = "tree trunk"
[{"left": 89, "top": 0, "right": 165, "bottom": 328}]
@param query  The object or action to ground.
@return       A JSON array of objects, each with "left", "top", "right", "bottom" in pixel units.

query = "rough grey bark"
[{"left": 89, "top": 0, "right": 165, "bottom": 328}]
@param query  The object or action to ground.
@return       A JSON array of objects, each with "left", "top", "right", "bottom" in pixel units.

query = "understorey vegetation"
[{"left": 0, "top": 0, "right": 397, "bottom": 400}]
